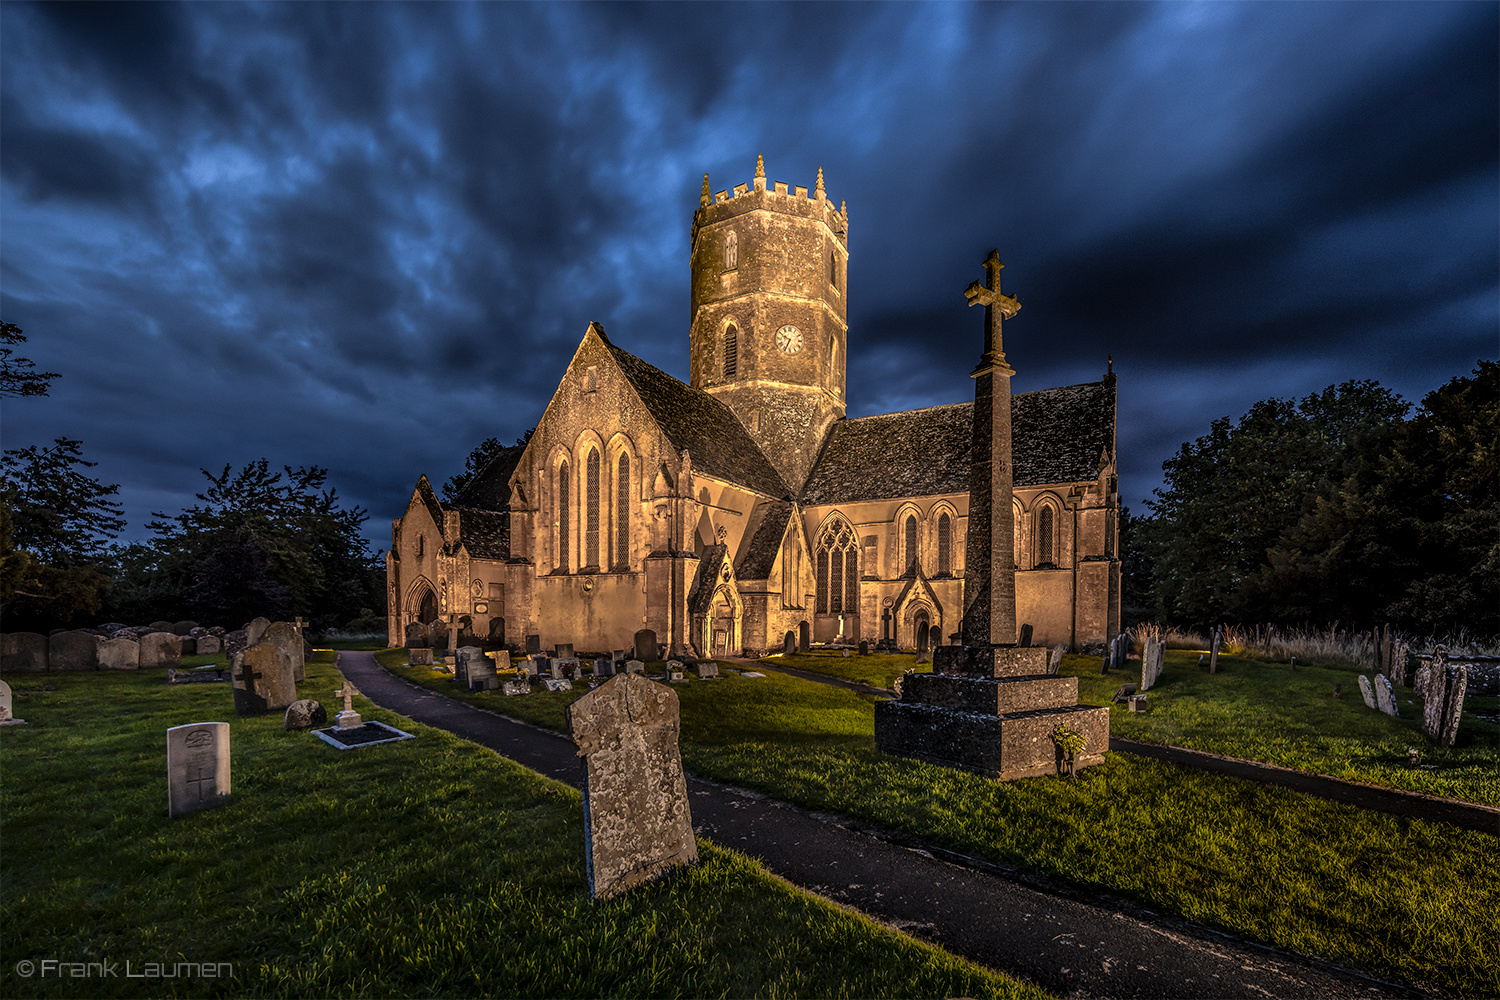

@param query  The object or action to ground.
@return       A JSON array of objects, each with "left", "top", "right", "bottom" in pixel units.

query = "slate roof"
[
  {"left": 735, "top": 501, "right": 793, "bottom": 580},
  {"left": 450, "top": 444, "right": 525, "bottom": 512},
  {"left": 608, "top": 345, "right": 791, "bottom": 499},
  {"left": 687, "top": 543, "right": 728, "bottom": 615},
  {"left": 801, "top": 378, "right": 1115, "bottom": 505},
  {"left": 449, "top": 506, "right": 510, "bottom": 561}
]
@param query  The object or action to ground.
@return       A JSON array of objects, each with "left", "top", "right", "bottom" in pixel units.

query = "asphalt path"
[{"left": 337, "top": 651, "right": 1430, "bottom": 1000}]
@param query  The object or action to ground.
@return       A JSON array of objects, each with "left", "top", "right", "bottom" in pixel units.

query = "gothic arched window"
[
  {"left": 816, "top": 519, "right": 858, "bottom": 614},
  {"left": 724, "top": 324, "right": 738, "bottom": 379},
  {"left": 1037, "top": 505, "right": 1055, "bottom": 568},
  {"left": 904, "top": 514, "right": 918, "bottom": 575},
  {"left": 557, "top": 459, "right": 570, "bottom": 572},
  {"left": 831, "top": 250, "right": 838, "bottom": 289},
  {"left": 615, "top": 452, "right": 630, "bottom": 568},
  {"left": 724, "top": 231, "right": 738, "bottom": 270},
  {"left": 937, "top": 512, "right": 952, "bottom": 576},
  {"left": 585, "top": 448, "right": 601, "bottom": 569}
]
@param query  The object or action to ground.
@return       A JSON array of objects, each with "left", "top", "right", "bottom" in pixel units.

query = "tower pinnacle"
[
  {"left": 700, "top": 172, "right": 711, "bottom": 208},
  {"left": 816, "top": 167, "right": 825, "bottom": 197}
]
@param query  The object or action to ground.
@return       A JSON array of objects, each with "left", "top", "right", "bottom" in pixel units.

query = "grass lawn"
[
  {"left": 381, "top": 650, "right": 1500, "bottom": 997},
  {"left": 1069, "top": 651, "right": 1500, "bottom": 806},
  {"left": 0, "top": 653, "right": 1044, "bottom": 999},
  {"left": 760, "top": 650, "right": 929, "bottom": 689}
]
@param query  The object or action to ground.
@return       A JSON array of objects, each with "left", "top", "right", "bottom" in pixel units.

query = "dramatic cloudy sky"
[{"left": 3, "top": 1, "right": 1495, "bottom": 552}]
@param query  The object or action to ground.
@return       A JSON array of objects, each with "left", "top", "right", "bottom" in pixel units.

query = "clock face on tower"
[{"left": 774, "top": 325, "right": 803, "bottom": 355}]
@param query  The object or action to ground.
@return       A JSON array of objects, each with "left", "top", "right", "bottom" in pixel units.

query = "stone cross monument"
[
  {"left": 333, "top": 679, "right": 362, "bottom": 729},
  {"left": 961, "top": 250, "right": 1022, "bottom": 647}
]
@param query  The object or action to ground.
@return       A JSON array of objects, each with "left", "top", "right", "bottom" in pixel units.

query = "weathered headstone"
[
  {"left": 0, "top": 678, "right": 14, "bottom": 722},
  {"left": 454, "top": 646, "right": 484, "bottom": 686},
  {"left": 842, "top": 649, "right": 852, "bottom": 658},
  {"left": 693, "top": 661, "right": 719, "bottom": 679},
  {"left": 1111, "top": 683, "right": 1138, "bottom": 703},
  {"left": 262, "top": 622, "right": 306, "bottom": 684},
  {"left": 167, "top": 722, "right": 230, "bottom": 818},
  {"left": 409, "top": 647, "right": 434, "bottom": 666},
  {"left": 333, "top": 679, "right": 362, "bottom": 729},
  {"left": 1374, "top": 674, "right": 1397, "bottom": 717},
  {"left": 566, "top": 673, "right": 697, "bottom": 898},
  {"left": 916, "top": 624, "right": 931, "bottom": 653},
  {"left": 798, "top": 620, "right": 810, "bottom": 652},
  {"left": 405, "top": 622, "right": 428, "bottom": 648},
  {"left": 1018, "top": 623, "right": 1033, "bottom": 648},
  {"left": 232, "top": 642, "right": 297, "bottom": 715},
  {"left": 525, "top": 634, "right": 542, "bottom": 655},
  {"left": 634, "top": 630, "right": 659, "bottom": 662},
  {"left": 612, "top": 649, "right": 627, "bottom": 663},
  {"left": 245, "top": 617, "right": 271, "bottom": 646},
  {"left": 1438, "top": 665, "right": 1467, "bottom": 748},
  {"left": 1358, "top": 674, "right": 1376, "bottom": 709},
  {"left": 139, "top": 632, "right": 182, "bottom": 670},
  {"left": 1128, "top": 694, "right": 1148, "bottom": 713},
  {"left": 594, "top": 657, "right": 615, "bottom": 678},
  {"left": 858, "top": 640, "right": 869, "bottom": 656},
  {"left": 284, "top": 699, "right": 327, "bottom": 730},
  {"left": 98, "top": 637, "right": 140, "bottom": 670},
  {"left": 1208, "top": 628, "right": 1222, "bottom": 675},
  {"left": 172, "top": 620, "right": 199, "bottom": 636},
  {"left": 1140, "top": 637, "right": 1165, "bottom": 692},
  {"left": 665, "top": 660, "right": 685, "bottom": 682},
  {"left": 625, "top": 659, "right": 645, "bottom": 674},
  {"left": 49, "top": 630, "right": 101, "bottom": 671},
  {"left": 783, "top": 631, "right": 796, "bottom": 656},
  {"left": 1048, "top": 645, "right": 1065, "bottom": 674},
  {"left": 2, "top": 632, "right": 49, "bottom": 673}
]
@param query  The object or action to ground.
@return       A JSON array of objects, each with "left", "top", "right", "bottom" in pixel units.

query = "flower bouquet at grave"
[{"left": 1049, "top": 723, "right": 1087, "bottom": 778}]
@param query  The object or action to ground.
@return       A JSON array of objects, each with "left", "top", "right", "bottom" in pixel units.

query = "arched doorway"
[{"left": 418, "top": 588, "right": 438, "bottom": 624}]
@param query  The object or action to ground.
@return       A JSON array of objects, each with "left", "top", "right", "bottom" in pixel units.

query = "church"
[{"left": 386, "top": 157, "right": 1120, "bottom": 657}]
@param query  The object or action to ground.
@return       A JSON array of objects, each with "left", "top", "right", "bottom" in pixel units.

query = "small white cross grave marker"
[{"left": 333, "top": 679, "right": 362, "bottom": 729}]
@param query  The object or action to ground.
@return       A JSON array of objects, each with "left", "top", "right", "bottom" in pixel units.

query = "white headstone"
[
  {"left": 1374, "top": 674, "right": 1398, "bottom": 717},
  {"left": 1358, "top": 674, "right": 1376, "bottom": 709},
  {"left": 167, "top": 722, "right": 231, "bottom": 818},
  {"left": 0, "top": 678, "right": 13, "bottom": 722}
]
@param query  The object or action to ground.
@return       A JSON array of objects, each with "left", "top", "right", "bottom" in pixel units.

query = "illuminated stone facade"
[{"left": 388, "top": 159, "right": 1120, "bottom": 656}]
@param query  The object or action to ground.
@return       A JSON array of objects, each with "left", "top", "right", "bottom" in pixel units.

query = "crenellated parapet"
[{"left": 691, "top": 155, "right": 848, "bottom": 251}]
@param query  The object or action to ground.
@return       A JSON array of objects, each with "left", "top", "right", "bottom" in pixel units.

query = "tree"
[
  {"left": 137, "top": 461, "right": 382, "bottom": 630},
  {"left": 443, "top": 427, "right": 533, "bottom": 502},
  {"left": 0, "top": 322, "right": 61, "bottom": 398},
  {"left": 0, "top": 437, "right": 125, "bottom": 627}
]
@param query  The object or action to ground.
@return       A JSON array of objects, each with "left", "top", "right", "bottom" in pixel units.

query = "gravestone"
[
  {"left": 842, "top": 649, "right": 852, "bottom": 658},
  {"left": 634, "top": 630, "right": 659, "bottom": 662},
  {"left": 566, "top": 673, "right": 697, "bottom": 898},
  {"left": 492, "top": 650, "right": 512, "bottom": 672},
  {"left": 916, "top": 624, "right": 931, "bottom": 653},
  {"left": 1208, "top": 628, "right": 1222, "bottom": 675},
  {"left": 1374, "top": 674, "right": 1397, "bottom": 717},
  {"left": 1048, "top": 645, "right": 1066, "bottom": 674},
  {"left": 180, "top": 636, "right": 198, "bottom": 656},
  {"left": 1139, "top": 637, "right": 1165, "bottom": 692},
  {"left": 172, "top": 620, "right": 198, "bottom": 636},
  {"left": 783, "top": 631, "right": 796, "bottom": 656},
  {"left": 665, "top": 661, "right": 685, "bottom": 682},
  {"left": 284, "top": 699, "right": 327, "bottom": 730},
  {"left": 454, "top": 646, "right": 485, "bottom": 686},
  {"left": 502, "top": 676, "right": 531, "bottom": 696},
  {"left": 98, "top": 637, "right": 140, "bottom": 670},
  {"left": 139, "top": 632, "right": 182, "bottom": 670},
  {"left": 1128, "top": 694, "right": 1148, "bottom": 713},
  {"left": 556, "top": 643, "right": 575, "bottom": 659},
  {"left": 262, "top": 622, "right": 306, "bottom": 684},
  {"left": 333, "top": 679, "right": 362, "bottom": 729},
  {"left": 858, "top": 640, "right": 869, "bottom": 656},
  {"left": 0, "top": 678, "right": 14, "bottom": 722},
  {"left": 2, "top": 632, "right": 49, "bottom": 672},
  {"left": 409, "top": 647, "right": 434, "bottom": 666},
  {"left": 612, "top": 649, "right": 627, "bottom": 663},
  {"left": 526, "top": 634, "right": 542, "bottom": 655},
  {"left": 798, "top": 621, "right": 809, "bottom": 652},
  {"left": 1438, "top": 665, "right": 1467, "bottom": 748},
  {"left": 232, "top": 642, "right": 297, "bottom": 716},
  {"left": 595, "top": 657, "right": 615, "bottom": 678},
  {"left": 49, "top": 630, "right": 100, "bottom": 671},
  {"left": 405, "top": 622, "right": 427, "bottom": 648},
  {"left": 1358, "top": 675, "right": 1376, "bottom": 708},
  {"left": 1112, "top": 683, "right": 1138, "bottom": 703},
  {"left": 693, "top": 661, "right": 719, "bottom": 679},
  {"left": 542, "top": 678, "right": 573, "bottom": 692},
  {"left": 222, "top": 629, "right": 250, "bottom": 659},
  {"left": 461, "top": 648, "right": 498, "bottom": 692},
  {"left": 245, "top": 617, "right": 271, "bottom": 645},
  {"left": 167, "top": 722, "right": 231, "bottom": 818},
  {"left": 1018, "top": 623, "right": 1033, "bottom": 648},
  {"left": 625, "top": 660, "right": 645, "bottom": 674}
]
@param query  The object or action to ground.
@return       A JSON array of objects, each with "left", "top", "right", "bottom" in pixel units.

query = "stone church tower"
[{"left": 688, "top": 155, "right": 849, "bottom": 492}]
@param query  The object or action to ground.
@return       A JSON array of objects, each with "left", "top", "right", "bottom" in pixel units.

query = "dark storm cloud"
[{"left": 1, "top": 1, "right": 1494, "bottom": 549}]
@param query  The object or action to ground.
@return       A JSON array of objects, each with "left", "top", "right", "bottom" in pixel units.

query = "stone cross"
[
  {"left": 335, "top": 680, "right": 358, "bottom": 716},
  {"left": 293, "top": 616, "right": 306, "bottom": 633},
  {"left": 960, "top": 250, "right": 1022, "bottom": 648}
]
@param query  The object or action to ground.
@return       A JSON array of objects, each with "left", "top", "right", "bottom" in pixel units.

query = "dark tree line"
[{"left": 1124, "top": 362, "right": 1497, "bottom": 636}]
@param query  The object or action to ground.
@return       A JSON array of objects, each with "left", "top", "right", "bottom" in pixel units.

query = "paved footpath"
[{"left": 338, "top": 652, "right": 1432, "bottom": 999}]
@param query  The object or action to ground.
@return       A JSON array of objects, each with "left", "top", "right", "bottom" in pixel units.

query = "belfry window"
[
  {"left": 585, "top": 448, "right": 601, "bottom": 569},
  {"left": 815, "top": 519, "right": 858, "bottom": 614},
  {"left": 724, "top": 231, "right": 737, "bottom": 270},
  {"left": 724, "top": 324, "right": 738, "bottom": 379},
  {"left": 615, "top": 452, "right": 630, "bottom": 568}
]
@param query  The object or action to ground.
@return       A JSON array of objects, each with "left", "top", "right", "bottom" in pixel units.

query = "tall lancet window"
[
  {"left": 615, "top": 453, "right": 630, "bottom": 569},
  {"left": 557, "top": 460, "right": 570, "bottom": 572},
  {"left": 831, "top": 250, "right": 838, "bottom": 289},
  {"left": 724, "top": 324, "right": 738, "bottom": 379},
  {"left": 904, "top": 514, "right": 918, "bottom": 575},
  {"left": 937, "top": 512, "right": 952, "bottom": 576},
  {"left": 585, "top": 448, "right": 601, "bottom": 569},
  {"left": 1037, "top": 506, "right": 1054, "bottom": 568},
  {"left": 724, "top": 231, "right": 737, "bottom": 270}
]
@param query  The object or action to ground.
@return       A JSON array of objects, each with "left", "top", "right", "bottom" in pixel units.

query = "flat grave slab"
[{"left": 313, "top": 720, "right": 416, "bottom": 750}]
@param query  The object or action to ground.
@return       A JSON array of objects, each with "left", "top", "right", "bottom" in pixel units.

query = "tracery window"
[
  {"left": 815, "top": 518, "right": 858, "bottom": 614},
  {"left": 585, "top": 448, "right": 601, "bottom": 569},
  {"left": 615, "top": 453, "right": 630, "bottom": 568},
  {"left": 724, "top": 231, "right": 738, "bottom": 270},
  {"left": 937, "top": 512, "right": 952, "bottom": 576}
]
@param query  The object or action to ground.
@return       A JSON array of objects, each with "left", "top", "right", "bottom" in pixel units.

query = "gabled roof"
[
  {"left": 413, "top": 476, "right": 447, "bottom": 532},
  {"left": 450, "top": 443, "right": 525, "bottom": 512},
  {"left": 608, "top": 345, "right": 790, "bottom": 499},
  {"left": 800, "top": 377, "right": 1115, "bottom": 505},
  {"left": 449, "top": 506, "right": 510, "bottom": 560},
  {"left": 687, "top": 543, "right": 728, "bottom": 615},
  {"left": 736, "top": 500, "right": 794, "bottom": 580}
]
